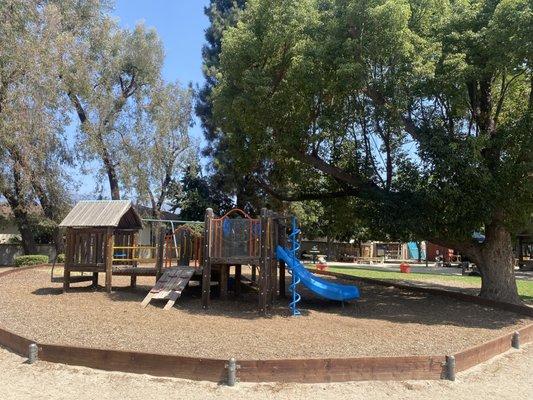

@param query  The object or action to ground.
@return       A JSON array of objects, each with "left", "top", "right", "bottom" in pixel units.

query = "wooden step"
[{"left": 51, "top": 276, "right": 95, "bottom": 284}]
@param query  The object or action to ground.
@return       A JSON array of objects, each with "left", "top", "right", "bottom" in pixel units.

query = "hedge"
[
  {"left": 56, "top": 253, "right": 65, "bottom": 263},
  {"left": 14, "top": 255, "right": 49, "bottom": 267}
]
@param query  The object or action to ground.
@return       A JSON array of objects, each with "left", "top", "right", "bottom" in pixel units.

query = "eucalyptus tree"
[
  {"left": 212, "top": 0, "right": 533, "bottom": 303},
  {"left": 65, "top": 20, "right": 164, "bottom": 200},
  {"left": 120, "top": 82, "right": 196, "bottom": 218},
  {"left": 0, "top": 0, "right": 84, "bottom": 253}
]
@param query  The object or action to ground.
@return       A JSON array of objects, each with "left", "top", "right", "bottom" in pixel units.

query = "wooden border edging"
[
  {"left": 37, "top": 343, "right": 227, "bottom": 382},
  {"left": 0, "top": 264, "right": 50, "bottom": 279},
  {"left": 0, "top": 266, "right": 531, "bottom": 383},
  {"left": 0, "top": 327, "right": 33, "bottom": 356},
  {"left": 237, "top": 355, "right": 445, "bottom": 382},
  {"left": 311, "top": 269, "right": 533, "bottom": 317},
  {"left": 30, "top": 341, "right": 447, "bottom": 382},
  {"left": 454, "top": 323, "right": 533, "bottom": 372}
]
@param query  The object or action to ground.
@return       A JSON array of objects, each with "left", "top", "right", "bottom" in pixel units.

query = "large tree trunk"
[
  {"left": 476, "top": 223, "right": 520, "bottom": 304},
  {"left": 34, "top": 190, "right": 65, "bottom": 254},
  {"left": 460, "top": 222, "right": 520, "bottom": 304},
  {"left": 11, "top": 208, "right": 38, "bottom": 255},
  {"left": 105, "top": 161, "right": 120, "bottom": 200},
  {"left": 2, "top": 168, "right": 38, "bottom": 255}
]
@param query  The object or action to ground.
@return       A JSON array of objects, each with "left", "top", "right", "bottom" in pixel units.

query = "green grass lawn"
[{"left": 313, "top": 265, "right": 533, "bottom": 304}]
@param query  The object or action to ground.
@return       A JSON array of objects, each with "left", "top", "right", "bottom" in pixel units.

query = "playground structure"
[
  {"left": 2, "top": 200, "right": 530, "bottom": 384},
  {"left": 58, "top": 200, "right": 203, "bottom": 294},
  {"left": 201, "top": 207, "right": 280, "bottom": 314},
  {"left": 58, "top": 200, "right": 360, "bottom": 314},
  {"left": 201, "top": 207, "right": 360, "bottom": 314}
]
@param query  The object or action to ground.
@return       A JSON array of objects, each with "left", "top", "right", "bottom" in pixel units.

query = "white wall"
[{"left": 0, "top": 244, "right": 57, "bottom": 266}]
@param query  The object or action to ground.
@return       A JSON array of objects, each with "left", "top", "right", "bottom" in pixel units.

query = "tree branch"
[
  {"left": 362, "top": 86, "right": 422, "bottom": 140},
  {"left": 294, "top": 149, "right": 374, "bottom": 188},
  {"left": 255, "top": 179, "right": 365, "bottom": 201},
  {"left": 68, "top": 92, "right": 87, "bottom": 124}
]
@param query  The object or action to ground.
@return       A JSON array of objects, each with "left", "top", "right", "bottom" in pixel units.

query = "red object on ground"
[
  {"left": 316, "top": 263, "right": 328, "bottom": 271},
  {"left": 400, "top": 263, "right": 411, "bottom": 273}
]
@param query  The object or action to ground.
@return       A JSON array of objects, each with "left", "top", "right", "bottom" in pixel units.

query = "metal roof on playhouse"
[{"left": 59, "top": 200, "right": 143, "bottom": 229}]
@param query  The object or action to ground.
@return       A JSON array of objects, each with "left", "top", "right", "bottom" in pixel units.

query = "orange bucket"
[{"left": 400, "top": 263, "right": 411, "bottom": 273}]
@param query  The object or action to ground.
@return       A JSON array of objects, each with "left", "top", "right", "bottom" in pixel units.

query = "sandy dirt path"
[{"left": 0, "top": 344, "right": 531, "bottom": 400}]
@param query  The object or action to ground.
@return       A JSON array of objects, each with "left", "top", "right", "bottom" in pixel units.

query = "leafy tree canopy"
[
  {"left": 212, "top": 0, "right": 533, "bottom": 303},
  {"left": 169, "top": 161, "right": 234, "bottom": 221}
]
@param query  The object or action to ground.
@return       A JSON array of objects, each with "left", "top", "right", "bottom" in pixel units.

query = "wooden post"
[
  {"left": 270, "top": 212, "right": 277, "bottom": 305},
  {"left": 258, "top": 208, "right": 268, "bottom": 314},
  {"left": 130, "top": 231, "right": 139, "bottom": 288},
  {"left": 234, "top": 264, "right": 242, "bottom": 297},
  {"left": 155, "top": 226, "right": 165, "bottom": 281},
  {"left": 105, "top": 227, "right": 114, "bottom": 293},
  {"left": 63, "top": 228, "right": 73, "bottom": 292},
  {"left": 251, "top": 266, "right": 257, "bottom": 282},
  {"left": 202, "top": 208, "right": 214, "bottom": 309},
  {"left": 279, "top": 260, "right": 286, "bottom": 298},
  {"left": 220, "top": 265, "right": 229, "bottom": 300},
  {"left": 278, "top": 219, "right": 287, "bottom": 298}
]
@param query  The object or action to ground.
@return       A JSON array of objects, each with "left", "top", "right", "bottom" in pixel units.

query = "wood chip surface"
[{"left": 0, "top": 267, "right": 529, "bottom": 360}]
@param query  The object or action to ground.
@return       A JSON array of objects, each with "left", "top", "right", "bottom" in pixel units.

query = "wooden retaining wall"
[
  {"left": 0, "top": 265, "right": 531, "bottom": 383},
  {"left": 0, "top": 327, "right": 32, "bottom": 356},
  {"left": 454, "top": 323, "right": 533, "bottom": 372},
  {"left": 0, "top": 335, "right": 447, "bottom": 382},
  {"left": 37, "top": 344, "right": 227, "bottom": 382},
  {"left": 237, "top": 355, "right": 445, "bottom": 382}
]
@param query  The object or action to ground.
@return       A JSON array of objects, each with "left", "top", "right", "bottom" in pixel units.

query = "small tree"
[{"left": 169, "top": 161, "right": 234, "bottom": 221}]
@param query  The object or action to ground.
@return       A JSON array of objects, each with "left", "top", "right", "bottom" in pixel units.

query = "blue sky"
[{"left": 76, "top": 0, "right": 211, "bottom": 197}]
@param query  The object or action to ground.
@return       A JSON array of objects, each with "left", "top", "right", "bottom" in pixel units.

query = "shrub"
[
  {"left": 56, "top": 253, "right": 65, "bottom": 263},
  {"left": 14, "top": 255, "right": 49, "bottom": 267}
]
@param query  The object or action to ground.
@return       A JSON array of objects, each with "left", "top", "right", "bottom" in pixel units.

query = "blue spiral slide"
[{"left": 276, "top": 246, "right": 360, "bottom": 302}]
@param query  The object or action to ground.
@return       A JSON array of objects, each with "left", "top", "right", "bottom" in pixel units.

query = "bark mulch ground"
[{"left": 0, "top": 267, "right": 530, "bottom": 360}]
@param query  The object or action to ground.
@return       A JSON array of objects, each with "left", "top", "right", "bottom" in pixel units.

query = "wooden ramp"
[{"left": 141, "top": 267, "right": 195, "bottom": 310}]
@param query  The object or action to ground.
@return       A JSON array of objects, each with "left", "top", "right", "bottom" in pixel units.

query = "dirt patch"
[{"left": 0, "top": 267, "right": 529, "bottom": 360}]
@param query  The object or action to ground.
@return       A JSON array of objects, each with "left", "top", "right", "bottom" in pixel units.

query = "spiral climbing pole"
[{"left": 288, "top": 216, "right": 301, "bottom": 316}]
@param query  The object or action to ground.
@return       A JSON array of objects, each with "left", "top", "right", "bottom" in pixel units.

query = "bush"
[
  {"left": 14, "top": 255, "right": 49, "bottom": 267},
  {"left": 56, "top": 253, "right": 65, "bottom": 263}
]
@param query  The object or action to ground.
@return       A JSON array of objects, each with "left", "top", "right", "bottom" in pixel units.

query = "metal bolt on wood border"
[
  {"left": 445, "top": 355, "right": 456, "bottom": 381},
  {"left": 512, "top": 331, "right": 520, "bottom": 349},
  {"left": 28, "top": 343, "right": 38, "bottom": 364},
  {"left": 226, "top": 357, "right": 240, "bottom": 386}
]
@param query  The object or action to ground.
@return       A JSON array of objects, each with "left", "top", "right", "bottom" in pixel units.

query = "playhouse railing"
[
  {"left": 164, "top": 225, "right": 204, "bottom": 268},
  {"left": 208, "top": 209, "right": 261, "bottom": 260},
  {"left": 112, "top": 245, "right": 157, "bottom": 263}
]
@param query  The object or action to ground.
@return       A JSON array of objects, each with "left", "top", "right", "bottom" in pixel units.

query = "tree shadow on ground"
[{"left": 30, "top": 271, "right": 527, "bottom": 329}]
